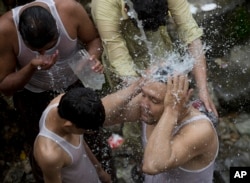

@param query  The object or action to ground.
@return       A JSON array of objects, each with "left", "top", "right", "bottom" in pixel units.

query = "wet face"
[{"left": 140, "top": 81, "right": 167, "bottom": 125}]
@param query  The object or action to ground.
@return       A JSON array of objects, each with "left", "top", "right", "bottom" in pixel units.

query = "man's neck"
[{"left": 46, "top": 107, "right": 70, "bottom": 138}]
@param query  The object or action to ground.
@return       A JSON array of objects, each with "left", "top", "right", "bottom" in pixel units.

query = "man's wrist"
[
  {"left": 164, "top": 106, "right": 179, "bottom": 116},
  {"left": 29, "top": 62, "right": 39, "bottom": 71}
]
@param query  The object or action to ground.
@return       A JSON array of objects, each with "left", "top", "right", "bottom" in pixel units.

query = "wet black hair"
[
  {"left": 151, "top": 66, "right": 173, "bottom": 83},
  {"left": 131, "top": 0, "right": 168, "bottom": 31},
  {"left": 58, "top": 87, "right": 105, "bottom": 131},
  {"left": 18, "top": 6, "right": 59, "bottom": 49}
]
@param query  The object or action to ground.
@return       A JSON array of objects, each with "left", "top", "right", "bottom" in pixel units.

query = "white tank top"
[
  {"left": 38, "top": 103, "right": 101, "bottom": 183},
  {"left": 12, "top": 0, "right": 78, "bottom": 92},
  {"left": 142, "top": 115, "right": 219, "bottom": 183}
]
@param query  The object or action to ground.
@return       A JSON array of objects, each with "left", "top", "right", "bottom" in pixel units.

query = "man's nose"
[{"left": 140, "top": 98, "right": 149, "bottom": 109}]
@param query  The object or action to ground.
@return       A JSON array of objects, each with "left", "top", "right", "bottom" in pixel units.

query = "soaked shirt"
[
  {"left": 12, "top": 0, "right": 78, "bottom": 92},
  {"left": 142, "top": 115, "right": 219, "bottom": 183},
  {"left": 91, "top": 0, "right": 203, "bottom": 77},
  {"left": 38, "top": 103, "right": 101, "bottom": 183}
]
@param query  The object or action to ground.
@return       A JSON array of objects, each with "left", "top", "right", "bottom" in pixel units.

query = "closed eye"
[{"left": 150, "top": 97, "right": 160, "bottom": 104}]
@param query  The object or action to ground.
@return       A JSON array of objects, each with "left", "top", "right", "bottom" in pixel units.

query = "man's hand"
[
  {"left": 31, "top": 50, "right": 59, "bottom": 70},
  {"left": 198, "top": 88, "right": 218, "bottom": 117},
  {"left": 164, "top": 75, "right": 192, "bottom": 113},
  {"left": 89, "top": 55, "right": 104, "bottom": 73}
]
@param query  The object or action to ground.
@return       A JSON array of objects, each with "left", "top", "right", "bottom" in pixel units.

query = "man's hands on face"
[
  {"left": 164, "top": 75, "right": 193, "bottom": 112},
  {"left": 31, "top": 50, "right": 59, "bottom": 71}
]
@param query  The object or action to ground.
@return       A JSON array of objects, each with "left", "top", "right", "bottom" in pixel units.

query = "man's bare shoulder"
[
  {"left": 54, "top": 0, "right": 88, "bottom": 29},
  {"left": 49, "top": 94, "right": 64, "bottom": 105},
  {"left": 0, "top": 12, "right": 16, "bottom": 42},
  {"left": 178, "top": 114, "right": 218, "bottom": 151},
  {"left": 181, "top": 114, "right": 216, "bottom": 135},
  {"left": 55, "top": 0, "right": 84, "bottom": 13},
  {"left": 0, "top": 11, "right": 18, "bottom": 72},
  {"left": 33, "top": 136, "right": 66, "bottom": 180},
  {"left": 34, "top": 136, "right": 66, "bottom": 168}
]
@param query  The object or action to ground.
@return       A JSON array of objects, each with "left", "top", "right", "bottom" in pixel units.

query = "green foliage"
[{"left": 225, "top": 6, "right": 250, "bottom": 42}]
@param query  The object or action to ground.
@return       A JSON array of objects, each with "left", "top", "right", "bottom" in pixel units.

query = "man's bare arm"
[
  {"left": 83, "top": 140, "right": 111, "bottom": 183},
  {"left": 188, "top": 39, "right": 218, "bottom": 116},
  {"left": 103, "top": 79, "right": 144, "bottom": 126},
  {"left": 34, "top": 138, "right": 64, "bottom": 183}
]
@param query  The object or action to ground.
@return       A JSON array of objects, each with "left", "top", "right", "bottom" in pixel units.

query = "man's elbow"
[
  {"left": 0, "top": 86, "right": 14, "bottom": 97},
  {"left": 142, "top": 160, "right": 162, "bottom": 175}
]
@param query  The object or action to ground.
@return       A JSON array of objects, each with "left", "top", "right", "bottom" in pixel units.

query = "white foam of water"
[
  {"left": 142, "top": 51, "right": 195, "bottom": 83},
  {"left": 125, "top": 0, "right": 154, "bottom": 61},
  {"left": 190, "top": 4, "right": 198, "bottom": 14},
  {"left": 201, "top": 3, "right": 217, "bottom": 11},
  {"left": 123, "top": 1, "right": 212, "bottom": 83}
]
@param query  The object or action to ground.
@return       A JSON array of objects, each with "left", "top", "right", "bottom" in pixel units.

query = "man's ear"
[
  {"left": 186, "top": 88, "right": 194, "bottom": 103},
  {"left": 64, "top": 120, "right": 73, "bottom": 127}
]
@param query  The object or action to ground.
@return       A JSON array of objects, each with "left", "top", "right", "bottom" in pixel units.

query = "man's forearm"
[
  {"left": 103, "top": 79, "right": 142, "bottom": 126},
  {"left": 87, "top": 37, "right": 103, "bottom": 59},
  {"left": 188, "top": 39, "right": 208, "bottom": 91},
  {"left": 143, "top": 107, "right": 178, "bottom": 174},
  {"left": 0, "top": 63, "right": 36, "bottom": 96}
]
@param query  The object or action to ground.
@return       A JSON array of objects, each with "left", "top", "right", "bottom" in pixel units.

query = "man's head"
[
  {"left": 19, "top": 6, "right": 59, "bottom": 50},
  {"left": 139, "top": 61, "right": 192, "bottom": 125},
  {"left": 58, "top": 87, "right": 105, "bottom": 132},
  {"left": 139, "top": 64, "right": 173, "bottom": 125},
  {"left": 130, "top": 0, "right": 167, "bottom": 31}
]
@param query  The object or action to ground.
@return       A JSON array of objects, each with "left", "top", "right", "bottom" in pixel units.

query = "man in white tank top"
[
  {"left": 33, "top": 87, "right": 111, "bottom": 183},
  {"left": 0, "top": 0, "right": 103, "bottom": 96},
  {"left": 101, "top": 67, "right": 219, "bottom": 183}
]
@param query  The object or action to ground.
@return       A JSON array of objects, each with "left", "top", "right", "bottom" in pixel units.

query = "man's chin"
[
  {"left": 140, "top": 115, "right": 155, "bottom": 125},
  {"left": 140, "top": 114, "right": 148, "bottom": 122}
]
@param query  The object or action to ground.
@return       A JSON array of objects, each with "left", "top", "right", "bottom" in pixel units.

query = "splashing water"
[
  {"left": 124, "top": 0, "right": 201, "bottom": 83},
  {"left": 125, "top": 0, "right": 154, "bottom": 61},
  {"left": 201, "top": 3, "right": 218, "bottom": 12},
  {"left": 142, "top": 51, "right": 195, "bottom": 83}
]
